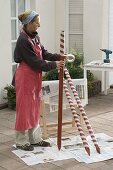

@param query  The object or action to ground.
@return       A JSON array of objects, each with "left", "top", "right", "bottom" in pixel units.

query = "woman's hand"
[
  {"left": 56, "top": 60, "right": 65, "bottom": 70},
  {"left": 60, "top": 54, "right": 68, "bottom": 60},
  {"left": 60, "top": 54, "right": 75, "bottom": 63}
]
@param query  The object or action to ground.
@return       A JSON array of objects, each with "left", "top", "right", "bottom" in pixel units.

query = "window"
[
  {"left": 10, "top": 0, "right": 29, "bottom": 76},
  {"left": 68, "top": 0, "right": 83, "bottom": 53}
]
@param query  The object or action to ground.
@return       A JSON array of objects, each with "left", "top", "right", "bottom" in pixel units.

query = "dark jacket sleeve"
[
  {"left": 41, "top": 45, "right": 61, "bottom": 61},
  {"left": 14, "top": 36, "right": 57, "bottom": 72}
]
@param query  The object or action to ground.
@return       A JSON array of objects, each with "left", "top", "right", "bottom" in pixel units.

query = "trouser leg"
[
  {"left": 28, "top": 124, "right": 42, "bottom": 144},
  {"left": 15, "top": 130, "right": 29, "bottom": 146}
]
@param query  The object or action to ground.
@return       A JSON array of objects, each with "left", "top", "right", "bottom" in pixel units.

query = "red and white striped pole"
[
  {"left": 60, "top": 31, "right": 65, "bottom": 54},
  {"left": 58, "top": 31, "right": 90, "bottom": 155},
  {"left": 63, "top": 80, "right": 90, "bottom": 155},
  {"left": 58, "top": 30, "right": 100, "bottom": 155},
  {"left": 57, "top": 31, "right": 65, "bottom": 150},
  {"left": 64, "top": 67, "right": 100, "bottom": 154}
]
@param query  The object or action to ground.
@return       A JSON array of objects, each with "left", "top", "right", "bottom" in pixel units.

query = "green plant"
[
  {"left": 4, "top": 85, "right": 16, "bottom": 109},
  {"left": 43, "top": 49, "right": 84, "bottom": 80},
  {"left": 87, "top": 70, "right": 94, "bottom": 81},
  {"left": 42, "top": 49, "right": 101, "bottom": 97},
  {"left": 66, "top": 67, "right": 83, "bottom": 79},
  {"left": 86, "top": 70, "right": 95, "bottom": 95},
  {"left": 68, "top": 49, "right": 84, "bottom": 67},
  {"left": 43, "top": 69, "right": 58, "bottom": 81}
]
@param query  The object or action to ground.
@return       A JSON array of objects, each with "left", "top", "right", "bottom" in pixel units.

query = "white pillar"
[{"left": 0, "top": 0, "right": 12, "bottom": 104}]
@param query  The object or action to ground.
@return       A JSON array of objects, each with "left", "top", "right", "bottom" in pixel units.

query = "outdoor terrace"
[{"left": 0, "top": 90, "right": 113, "bottom": 170}]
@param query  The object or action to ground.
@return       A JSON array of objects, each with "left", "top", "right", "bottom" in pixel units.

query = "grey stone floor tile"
[
  {"left": 0, "top": 118, "right": 14, "bottom": 129},
  {"left": 0, "top": 167, "right": 7, "bottom": 170},
  {"left": 0, "top": 134, "right": 14, "bottom": 144},
  {"left": 0, "top": 125, "right": 9, "bottom": 131},
  {"left": 104, "top": 159, "right": 113, "bottom": 165},
  {"left": 92, "top": 163, "right": 113, "bottom": 170},
  {"left": 11, "top": 165, "right": 34, "bottom": 170},
  {"left": 3, "top": 140, "right": 14, "bottom": 146},
  {"left": 32, "top": 162, "right": 65, "bottom": 170},
  {"left": 51, "top": 159, "right": 79, "bottom": 169},
  {"left": 1, "top": 146, "right": 24, "bottom": 163},
  {"left": 0, "top": 154, "right": 9, "bottom": 162},
  {"left": 0, "top": 111, "right": 15, "bottom": 121},
  {"left": 0, "top": 143, "right": 9, "bottom": 152},
  {"left": 62, "top": 163, "right": 91, "bottom": 170},
  {"left": 0, "top": 158, "right": 26, "bottom": 170},
  {"left": 82, "top": 161, "right": 106, "bottom": 169},
  {"left": 1, "top": 129, "right": 15, "bottom": 136},
  {"left": 17, "top": 167, "right": 36, "bottom": 170}
]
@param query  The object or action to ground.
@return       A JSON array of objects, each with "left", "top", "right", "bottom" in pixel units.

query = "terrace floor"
[{"left": 0, "top": 90, "right": 113, "bottom": 170}]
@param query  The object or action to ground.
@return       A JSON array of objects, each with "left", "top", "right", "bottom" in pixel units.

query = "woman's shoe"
[
  {"left": 31, "top": 140, "right": 51, "bottom": 147},
  {"left": 16, "top": 143, "right": 34, "bottom": 151}
]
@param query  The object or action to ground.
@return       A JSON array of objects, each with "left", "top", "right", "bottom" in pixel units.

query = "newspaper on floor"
[
  {"left": 12, "top": 144, "right": 74, "bottom": 166},
  {"left": 50, "top": 133, "right": 113, "bottom": 163},
  {"left": 12, "top": 133, "right": 113, "bottom": 165}
]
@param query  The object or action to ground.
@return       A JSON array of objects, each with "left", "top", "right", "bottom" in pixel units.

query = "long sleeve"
[
  {"left": 41, "top": 45, "right": 61, "bottom": 61},
  {"left": 14, "top": 35, "right": 58, "bottom": 72}
]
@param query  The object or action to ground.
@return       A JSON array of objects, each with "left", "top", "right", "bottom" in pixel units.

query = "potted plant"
[{"left": 4, "top": 85, "right": 16, "bottom": 110}]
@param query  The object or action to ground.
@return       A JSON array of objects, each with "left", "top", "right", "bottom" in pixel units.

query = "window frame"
[
  {"left": 10, "top": 0, "right": 30, "bottom": 76},
  {"left": 66, "top": 0, "right": 84, "bottom": 53}
]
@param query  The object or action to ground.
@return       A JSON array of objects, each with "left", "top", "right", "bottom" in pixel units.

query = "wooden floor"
[{"left": 0, "top": 90, "right": 113, "bottom": 170}]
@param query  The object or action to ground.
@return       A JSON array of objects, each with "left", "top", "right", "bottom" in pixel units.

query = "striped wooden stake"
[
  {"left": 57, "top": 31, "right": 65, "bottom": 150},
  {"left": 63, "top": 79, "right": 90, "bottom": 155},
  {"left": 57, "top": 30, "right": 100, "bottom": 155},
  {"left": 64, "top": 67, "right": 100, "bottom": 154}
]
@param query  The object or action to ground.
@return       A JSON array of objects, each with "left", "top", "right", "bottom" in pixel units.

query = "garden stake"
[
  {"left": 57, "top": 31, "right": 65, "bottom": 150},
  {"left": 57, "top": 30, "right": 100, "bottom": 155},
  {"left": 64, "top": 67, "right": 100, "bottom": 154},
  {"left": 63, "top": 79, "right": 90, "bottom": 155}
]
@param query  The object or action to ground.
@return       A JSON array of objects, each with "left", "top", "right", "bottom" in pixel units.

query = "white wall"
[
  {"left": 35, "top": 0, "right": 56, "bottom": 52},
  {"left": 109, "top": 0, "right": 113, "bottom": 85},
  {"left": 0, "top": 0, "right": 12, "bottom": 104},
  {"left": 55, "top": 0, "right": 67, "bottom": 53},
  {"left": 102, "top": 0, "right": 109, "bottom": 50},
  {"left": 102, "top": 0, "right": 110, "bottom": 88},
  {"left": 30, "top": 0, "right": 36, "bottom": 10},
  {"left": 83, "top": 0, "right": 109, "bottom": 82},
  {"left": 84, "top": 0, "right": 103, "bottom": 64},
  {"left": 35, "top": 0, "right": 66, "bottom": 54}
]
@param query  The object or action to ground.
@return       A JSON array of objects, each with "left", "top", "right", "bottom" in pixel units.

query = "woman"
[{"left": 14, "top": 10, "right": 67, "bottom": 151}]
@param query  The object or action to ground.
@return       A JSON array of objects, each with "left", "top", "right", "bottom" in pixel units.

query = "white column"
[
  {"left": 109, "top": 0, "right": 113, "bottom": 85},
  {"left": 0, "top": 0, "right": 12, "bottom": 104},
  {"left": 35, "top": 0, "right": 56, "bottom": 52}
]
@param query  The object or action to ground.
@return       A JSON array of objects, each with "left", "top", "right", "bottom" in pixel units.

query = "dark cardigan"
[{"left": 14, "top": 30, "right": 61, "bottom": 72}]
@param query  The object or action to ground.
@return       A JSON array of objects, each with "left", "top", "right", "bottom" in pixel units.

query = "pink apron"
[{"left": 15, "top": 32, "right": 42, "bottom": 131}]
